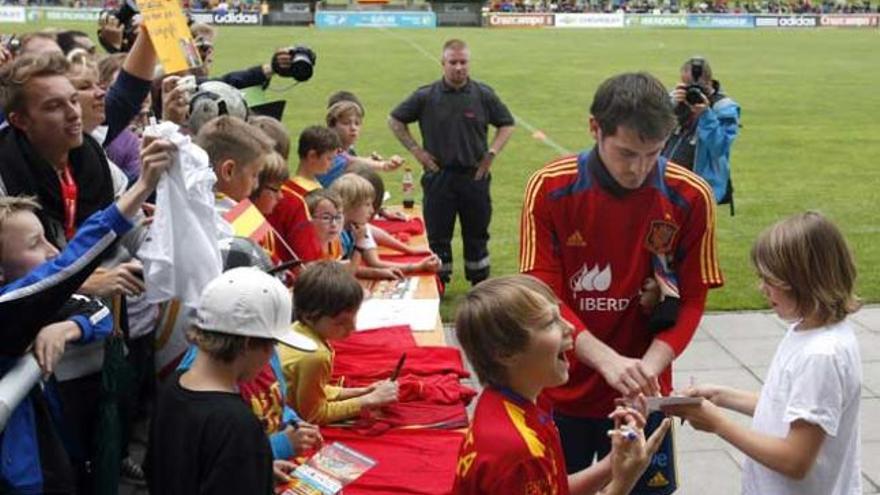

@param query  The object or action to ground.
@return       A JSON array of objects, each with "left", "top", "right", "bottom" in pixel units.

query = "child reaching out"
[{"left": 665, "top": 212, "right": 862, "bottom": 495}]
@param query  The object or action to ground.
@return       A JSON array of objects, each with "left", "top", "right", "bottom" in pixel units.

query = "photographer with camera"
[{"left": 663, "top": 57, "right": 740, "bottom": 207}]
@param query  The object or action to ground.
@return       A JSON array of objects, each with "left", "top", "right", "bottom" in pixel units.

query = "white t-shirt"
[{"left": 742, "top": 319, "right": 862, "bottom": 495}]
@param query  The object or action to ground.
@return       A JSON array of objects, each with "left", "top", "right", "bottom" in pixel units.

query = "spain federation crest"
[{"left": 645, "top": 220, "right": 679, "bottom": 255}]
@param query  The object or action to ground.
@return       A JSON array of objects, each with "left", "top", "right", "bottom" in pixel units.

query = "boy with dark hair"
[
  {"left": 146, "top": 267, "right": 313, "bottom": 494},
  {"left": 266, "top": 126, "right": 341, "bottom": 263},
  {"left": 520, "top": 72, "right": 722, "bottom": 488},
  {"left": 278, "top": 261, "right": 398, "bottom": 425}
]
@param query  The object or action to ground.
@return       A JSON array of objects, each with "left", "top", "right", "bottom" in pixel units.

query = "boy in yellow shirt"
[{"left": 278, "top": 261, "right": 398, "bottom": 424}]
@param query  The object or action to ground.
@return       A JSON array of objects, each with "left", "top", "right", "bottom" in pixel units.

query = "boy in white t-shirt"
[{"left": 665, "top": 211, "right": 862, "bottom": 495}]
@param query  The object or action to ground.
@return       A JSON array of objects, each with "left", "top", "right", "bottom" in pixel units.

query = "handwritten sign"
[{"left": 139, "top": 0, "right": 201, "bottom": 74}]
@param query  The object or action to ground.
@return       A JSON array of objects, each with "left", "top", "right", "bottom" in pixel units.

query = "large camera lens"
[
  {"left": 290, "top": 46, "right": 315, "bottom": 82},
  {"left": 685, "top": 85, "right": 705, "bottom": 105}
]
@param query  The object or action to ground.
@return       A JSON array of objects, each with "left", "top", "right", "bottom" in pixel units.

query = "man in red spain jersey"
[
  {"left": 453, "top": 275, "right": 670, "bottom": 495},
  {"left": 519, "top": 73, "right": 723, "bottom": 486},
  {"left": 267, "top": 126, "right": 340, "bottom": 263}
]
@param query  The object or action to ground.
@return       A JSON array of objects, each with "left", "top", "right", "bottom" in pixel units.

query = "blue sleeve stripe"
[{"left": 0, "top": 206, "right": 131, "bottom": 303}]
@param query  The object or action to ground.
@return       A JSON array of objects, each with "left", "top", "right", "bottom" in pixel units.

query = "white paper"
[{"left": 356, "top": 298, "right": 439, "bottom": 332}]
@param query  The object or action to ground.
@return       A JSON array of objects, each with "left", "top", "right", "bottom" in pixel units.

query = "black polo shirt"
[{"left": 391, "top": 78, "right": 514, "bottom": 170}]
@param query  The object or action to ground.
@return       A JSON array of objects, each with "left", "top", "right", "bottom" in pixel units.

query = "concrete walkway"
[{"left": 672, "top": 306, "right": 880, "bottom": 494}]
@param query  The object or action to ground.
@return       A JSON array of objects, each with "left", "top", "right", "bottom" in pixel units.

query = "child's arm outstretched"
[
  {"left": 664, "top": 400, "right": 825, "bottom": 479},
  {"left": 685, "top": 383, "right": 760, "bottom": 416}
]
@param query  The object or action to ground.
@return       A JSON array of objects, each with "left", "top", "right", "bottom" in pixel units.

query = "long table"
[{"left": 362, "top": 205, "right": 445, "bottom": 346}]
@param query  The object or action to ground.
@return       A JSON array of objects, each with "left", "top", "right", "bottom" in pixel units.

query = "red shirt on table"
[{"left": 520, "top": 150, "right": 722, "bottom": 418}]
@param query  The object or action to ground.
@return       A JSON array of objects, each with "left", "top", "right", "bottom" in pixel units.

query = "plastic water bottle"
[{"left": 402, "top": 167, "right": 415, "bottom": 209}]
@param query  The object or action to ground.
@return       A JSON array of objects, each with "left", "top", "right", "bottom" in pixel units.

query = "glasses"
[{"left": 315, "top": 214, "right": 344, "bottom": 225}]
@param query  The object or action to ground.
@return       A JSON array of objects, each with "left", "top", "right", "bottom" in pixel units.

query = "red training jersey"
[
  {"left": 453, "top": 387, "right": 568, "bottom": 495},
  {"left": 520, "top": 150, "right": 723, "bottom": 418},
  {"left": 266, "top": 176, "right": 322, "bottom": 262}
]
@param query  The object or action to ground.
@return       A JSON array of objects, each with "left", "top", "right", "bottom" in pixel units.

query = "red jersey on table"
[
  {"left": 452, "top": 387, "right": 568, "bottom": 495},
  {"left": 520, "top": 149, "right": 722, "bottom": 418},
  {"left": 266, "top": 176, "right": 322, "bottom": 262}
]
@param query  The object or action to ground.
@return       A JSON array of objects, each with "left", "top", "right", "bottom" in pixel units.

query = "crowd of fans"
[{"left": 489, "top": 0, "right": 880, "bottom": 13}]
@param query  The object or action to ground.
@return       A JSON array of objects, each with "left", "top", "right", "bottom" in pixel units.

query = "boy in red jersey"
[
  {"left": 453, "top": 275, "right": 670, "bottom": 495},
  {"left": 266, "top": 126, "right": 340, "bottom": 262},
  {"left": 519, "top": 72, "right": 722, "bottom": 488}
]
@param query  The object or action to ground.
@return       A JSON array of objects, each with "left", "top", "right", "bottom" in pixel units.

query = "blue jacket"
[
  {"left": 0, "top": 205, "right": 131, "bottom": 493},
  {"left": 693, "top": 95, "right": 740, "bottom": 202}
]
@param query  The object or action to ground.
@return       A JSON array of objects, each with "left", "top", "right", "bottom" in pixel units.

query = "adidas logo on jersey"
[
  {"left": 565, "top": 230, "right": 587, "bottom": 247},
  {"left": 569, "top": 263, "right": 611, "bottom": 293}
]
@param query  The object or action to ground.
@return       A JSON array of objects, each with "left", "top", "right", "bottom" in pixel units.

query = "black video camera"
[
  {"left": 271, "top": 45, "right": 317, "bottom": 82},
  {"left": 99, "top": 0, "right": 140, "bottom": 52}
]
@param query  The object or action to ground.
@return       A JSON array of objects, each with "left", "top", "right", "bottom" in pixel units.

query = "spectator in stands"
[
  {"left": 278, "top": 261, "right": 399, "bottom": 425},
  {"left": 662, "top": 57, "right": 740, "bottom": 204},
  {"left": 389, "top": 38, "right": 515, "bottom": 286},
  {"left": 266, "top": 126, "right": 340, "bottom": 263}
]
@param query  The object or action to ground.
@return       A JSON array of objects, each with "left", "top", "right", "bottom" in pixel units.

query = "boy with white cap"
[{"left": 145, "top": 267, "right": 316, "bottom": 495}]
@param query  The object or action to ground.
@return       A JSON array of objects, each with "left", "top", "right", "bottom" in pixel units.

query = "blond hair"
[
  {"left": 329, "top": 173, "right": 374, "bottom": 213},
  {"left": 195, "top": 115, "right": 274, "bottom": 171},
  {"left": 751, "top": 211, "right": 860, "bottom": 326},
  {"left": 0, "top": 196, "right": 41, "bottom": 257},
  {"left": 97, "top": 53, "right": 126, "bottom": 87},
  {"left": 455, "top": 275, "right": 559, "bottom": 387},
  {"left": 0, "top": 52, "right": 70, "bottom": 114},
  {"left": 256, "top": 152, "right": 289, "bottom": 190},
  {"left": 325, "top": 100, "right": 363, "bottom": 128}
]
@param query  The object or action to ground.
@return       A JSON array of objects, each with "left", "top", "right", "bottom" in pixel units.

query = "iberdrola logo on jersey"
[{"left": 569, "top": 263, "right": 612, "bottom": 293}]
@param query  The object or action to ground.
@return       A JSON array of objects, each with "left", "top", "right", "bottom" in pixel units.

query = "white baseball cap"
[{"left": 195, "top": 267, "right": 317, "bottom": 352}]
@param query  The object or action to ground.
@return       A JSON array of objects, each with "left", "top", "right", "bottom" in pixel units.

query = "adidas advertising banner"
[
  {"left": 487, "top": 13, "right": 554, "bottom": 27},
  {"left": 755, "top": 15, "right": 818, "bottom": 27},
  {"left": 315, "top": 11, "right": 436, "bottom": 28},
  {"left": 211, "top": 12, "right": 262, "bottom": 24},
  {"left": 555, "top": 12, "right": 625, "bottom": 28}
]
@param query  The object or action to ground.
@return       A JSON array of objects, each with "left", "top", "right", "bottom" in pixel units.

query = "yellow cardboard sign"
[{"left": 139, "top": 0, "right": 201, "bottom": 74}]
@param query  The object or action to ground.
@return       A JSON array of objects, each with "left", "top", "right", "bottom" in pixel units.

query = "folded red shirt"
[
  {"left": 332, "top": 325, "right": 417, "bottom": 353},
  {"left": 371, "top": 217, "right": 425, "bottom": 236},
  {"left": 320, "top": 427, "right": 464, "bottom": 495},
  {"left": 332, "top": 346, "right": 468, "bottom": 382}
]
